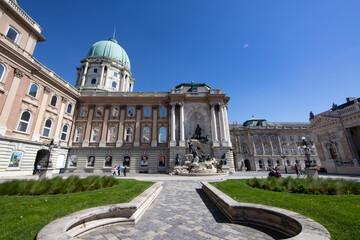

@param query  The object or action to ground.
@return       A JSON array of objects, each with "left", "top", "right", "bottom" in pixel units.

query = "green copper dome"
[{"left": 87, "top": 38, "right": 131, "bottom": 70}]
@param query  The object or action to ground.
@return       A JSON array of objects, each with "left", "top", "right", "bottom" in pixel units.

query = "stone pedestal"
[
  {"left": 39, "top": 168, "right": 54, "bottom": 180},
  {"left": 306, "top": 167, "right": 319, "bottom": 179}
]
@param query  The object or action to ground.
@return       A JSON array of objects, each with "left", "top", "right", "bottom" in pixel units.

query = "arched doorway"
[
  {"left": 244, "top": 159, "right": 251, "bottom": 171},
  {"left": 34, "top": 149, "right": 50, "bottom": 170}
]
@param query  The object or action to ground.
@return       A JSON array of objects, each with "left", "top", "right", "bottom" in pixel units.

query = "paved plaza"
[{"left": 79, "top": 180, "right": 275, "bottom": 240}]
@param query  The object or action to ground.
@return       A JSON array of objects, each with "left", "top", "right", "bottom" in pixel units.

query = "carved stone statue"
[
  {"left": 309, "top": 111, "right": 314, "bottom": 120},
  {"left": 194, "top": 124, "right": 202, "bottom": 139},
  {"left": 220, "top": 153, "right": 227, "bottom": 165},
  {"left": 175, "top": 154, "right": 181, "bottom": 166}
]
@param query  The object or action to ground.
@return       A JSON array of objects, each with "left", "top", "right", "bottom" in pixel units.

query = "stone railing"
[
  {"left": 31, "top": 58, "right": 78, "bottom": 94},
  {"left": 4, "top": 0, "right": 42, "bottom": 33},
  {"left": 36, "top": 182, "right": 162, "bottom": 239},
  {"left": 338, "top": 106, "right": 357, "bottom": 116},
  {"left": 202, "top": 182, "right": 331, "bottom": 239}
]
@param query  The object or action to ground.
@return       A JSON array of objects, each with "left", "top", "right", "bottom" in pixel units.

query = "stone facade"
[
  {"left": 0, "top": 0, "right": 78, "bottom": 177},
  {"left": 0, "top": 0, "right": 234, "bottom": 176},
  {"left": 230, "top": 119, "right": 320, "bottom": 172},
  {"left": 310, "top": 97, "right": 360, "bottom": 174}
]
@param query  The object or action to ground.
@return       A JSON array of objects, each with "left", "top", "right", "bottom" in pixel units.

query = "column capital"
[
  {"left": 44, "top": 86, "right": 51, "bottom": 93},
  {"left": 136, "top": 105, "right": 143, "bottom": 110},
  {"left": 120, "top": 105, "right": 127, "bottom": 109},
  {"left": 178, "top": 102, "right": 184, "bottom": 107},
  {"left": 61, "top": 96, "right": 68, "bottom": 103},
  {"left": 14, "top": 68, "right": 24, "bottom": 78},
  {"left": 152, "top": 105, "right": 159, "bottom": 109}
]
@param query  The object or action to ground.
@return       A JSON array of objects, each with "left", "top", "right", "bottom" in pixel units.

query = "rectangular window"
[{"left": 114, "top": 72, "right": 118, "bottom": 77}]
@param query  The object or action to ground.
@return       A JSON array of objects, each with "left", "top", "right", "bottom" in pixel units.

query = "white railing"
[{"left": 4, "top": 0, "right": 42, "bottom": 33}]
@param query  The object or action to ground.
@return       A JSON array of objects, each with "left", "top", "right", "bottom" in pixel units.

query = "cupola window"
[
  {"left": 127, "top": 107, "right": 134, "bottom": 117},
  {"left": 91, "top": 79, "right": 96, "bottom": 84},
  {"left": 114, "top": 72, "right": 118, "bottom": 77},
  {"left": 112, "top": 81, "right": 117, "bottom": 89},
  {"left": 93, "top": 68, "right": 97, "bottom": 73},
  {"left": 160, "top": 107, "right": 166, "bottom": 117}
]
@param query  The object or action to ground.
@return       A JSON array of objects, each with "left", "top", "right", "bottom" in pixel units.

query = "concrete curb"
[
  {"left": 36, "top": 181, "right": 163, "bottom": 240},
  {"left": 201, "top": 181, "right": 331, "bottom": 240}
]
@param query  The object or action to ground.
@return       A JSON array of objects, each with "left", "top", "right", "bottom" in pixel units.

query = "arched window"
[
  {"left": 142, "top": 127, "right": 150, "bottom": 142},
  {"left": 0, "top": 63, "right": 6, "bottom": 82},
  {"left": 144, "top": 107, "right": 151, "bottom": 117},
  {"left": 160, "top": 107, "right": 166, "bottom": 117},
  {"left": 125, "top": 127, "right": 133, "bottom": 142},
  {"left": 66, "top": 103, "right": 72, "bottom": 114},
  {"left": 61, "top": 124, "right": 68, "bottom": 141},
  {"left": 262, "top": 135, "right": 267, "bottom": 141},
  {"left": 291, "top": 145, "right": 297, "bottom": 154},
  {"left": 91, "top": 126, "right": 101, "bottom": 142},
  {"left": 17, "top": 110, "right": 31, "bottom": 133},
  {"left": 91, "top": 78, "right": 96, "bottom": 84},
  {"left": 258, "top": 160, "right": 263, "bottom": 169},
  {"left": 271, "top": 135, "right": 276, "bottom": 141},
  {"left": 6, "top": 26, "right": 19, "bottom": 43},
  {"left": 286, "top": 160, "right": 290, "bottom": 166},
  {"left": 107, "top": 126, "right": 117, "bottom": 142},
  {"left": 301, "top": 147, "right": 305, "bottom": 154},
  {"left": 127, "top": 107, "right": 134, "bottom": 117},
  {"left": 264, "top": 145, "right": 270, "bottom": 154},
  {"left": 74, "top": 127, "right": 83, "bottom": 142},
  {"left": 79, "top": 107, "right": 87, "bottom": 117},
  {"left": 282, "top": 145, "right": 288, "bottom": 154},
  {"left": 42, "top": 118, "right": 53, "bottom": 137},
  {"left": 111, "top": 107, "right": 119, "bottom": 117},
  {"left": 159, "top": 127, "right": 166, "bottom": 143},
  {"left": 50, "top": 95, "right": 58, "bottom": 107},
  {"left": 255, "top": 145, "right": 261, "bottom": 154},
  {"left": 309, "top": 145, "right": 314, "bottom": 154},
  {"left": 267, "top": 159, "right": 272, "bottom": 167},
  {"left": 111, "top": 81, "right": 117, "bottom": 89},
  {"left": 95, "top": 107, "right": 103, "bottom": 117},
  {"left": 28, "top": 83, "right": 39, "bottom": 98},
  {"left": 273, "top": 145, "right": 278, "bottom": 154}
]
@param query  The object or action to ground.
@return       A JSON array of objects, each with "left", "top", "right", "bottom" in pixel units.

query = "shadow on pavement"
[{"left": 196, "top": 188, "right": 288, "bottom": 239}]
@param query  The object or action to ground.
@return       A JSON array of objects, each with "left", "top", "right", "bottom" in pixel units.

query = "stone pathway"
[{"left": 80, "top": 181, "right": 274, "bottom": 240}]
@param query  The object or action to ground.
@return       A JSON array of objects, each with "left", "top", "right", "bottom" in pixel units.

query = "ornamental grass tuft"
[{"left": 0, "top": 176, "right": 121, "bottom": 196}]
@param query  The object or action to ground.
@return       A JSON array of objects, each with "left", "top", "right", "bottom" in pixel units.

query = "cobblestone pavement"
[{"left": 80, "top": 181, "right": 274, "bottom": 240}]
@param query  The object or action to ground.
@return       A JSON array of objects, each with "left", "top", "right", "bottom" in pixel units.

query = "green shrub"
[{"left": 246, "top": 177, "right": 360, "bottom": 195}]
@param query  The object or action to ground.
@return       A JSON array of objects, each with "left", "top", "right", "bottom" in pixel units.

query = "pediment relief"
[{"left": 310, "top": 115, "right": 339, "bottom": 128}]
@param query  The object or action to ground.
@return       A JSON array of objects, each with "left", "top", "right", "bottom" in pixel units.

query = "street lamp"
[
  {"left": 296, "top": 137, "right": 318, "bottom": 178},
  {"left": 281, "top": 154, "right": 287, "bottom": 173}
]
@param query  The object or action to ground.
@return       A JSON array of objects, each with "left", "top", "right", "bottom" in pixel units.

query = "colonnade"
[{"left": 169, "top": 102, "right": 231, "bottom": 148}]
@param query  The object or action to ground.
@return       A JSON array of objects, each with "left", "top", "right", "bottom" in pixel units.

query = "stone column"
[
  {"left": 179, "top": 103, "right": 185, "bottom": 147},
  {"left": 53, "top": 97, "right": 67, "bottom": 144},
  {"left": 30, "top": 86, "right": 51, "bottom": 141},
  {"left": 223, "top": 105, "right": 232, "bottom": 147},
  {"left": 99, "top": 64, "right": 105, "bottom": 87},
  {"left": 134, "top": 105, "right": 142, "bottom": 147},
  {"left": 116, "top": 105, "right": 126, "bottom": 147},
  {"left": 151, "top": 105, "right": 158, "bottom": 147},
  {"left": 0, "top": 69, "right": 23, "bottom": 135},
  {"left": 170, "top": 103, "right": 176, "bottom": 147},
  {"left": 218, "top": 103, "right": 228, "bottom": 146},
  {"left": 80, "top": 62, "right": 89, "bottom": 86},
  {"left": 99, "top": 106, "right": 110, "bottom": 147},
  {"left": 82, "top": 105, "right": 94, "bottom": 147},
  {"left": 210, "top": 103, "right": 219, "bottom": 147}
]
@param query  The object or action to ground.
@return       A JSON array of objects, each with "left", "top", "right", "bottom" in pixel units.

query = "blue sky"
[{"left": 20, "top": 0, "right": 360, "bottom": 123}]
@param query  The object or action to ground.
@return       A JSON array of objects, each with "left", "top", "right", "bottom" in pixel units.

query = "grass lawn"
[
  {"left": 0, "top": 179, "right": 153, "bottom": 240},
  {"left": 211, "top": 179, "right": 360, "bottom": 240}
]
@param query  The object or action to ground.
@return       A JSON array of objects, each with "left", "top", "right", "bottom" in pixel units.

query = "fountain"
[{"left": 171, "top": 124, "right": 230, "bottom": 176}]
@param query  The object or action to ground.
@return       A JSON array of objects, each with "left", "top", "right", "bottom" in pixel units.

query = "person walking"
[
  {"left": 117, "top": 165, "right": 121, "bottom": 176},
  {"left": 36, "top": 164, "right": 41, "bottom": 174},
  {"left": 123, "top": 166, "right": 127, "bottom": 177},
  {"left": 113, "top": 166, "right": 117, "bottom": 176}
]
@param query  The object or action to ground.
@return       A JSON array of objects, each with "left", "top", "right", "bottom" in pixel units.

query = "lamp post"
[{"left": 296, "top": 137, "right": 318, "bottom": 178}]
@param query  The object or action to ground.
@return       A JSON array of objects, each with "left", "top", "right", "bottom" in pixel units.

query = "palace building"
[
  {"left": 230, "top": 118, "right": 320, "bottom": 172},
  {"left": 0, "top": 0, "right": 235, "bottom": 176}
]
